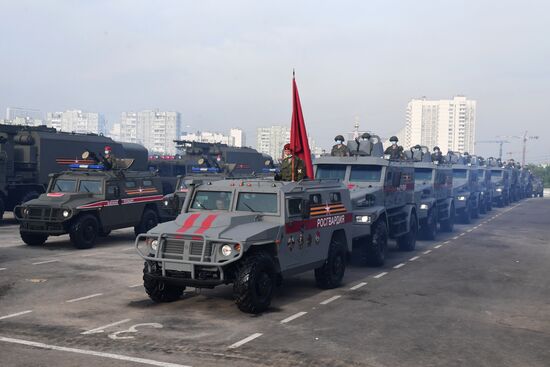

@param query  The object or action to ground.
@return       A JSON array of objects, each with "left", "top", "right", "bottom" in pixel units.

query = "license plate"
[{"left": 164, "top": 262, "right": 192, "bottom": 272}]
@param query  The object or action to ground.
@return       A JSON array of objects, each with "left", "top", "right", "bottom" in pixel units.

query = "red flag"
[{"left": 290, "top": 73, "right": 314, "bottom": 179}]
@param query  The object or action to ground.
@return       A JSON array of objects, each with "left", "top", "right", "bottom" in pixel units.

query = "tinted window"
[
  {"left": 315, "top": 164, "right": 346, "bottom": 180},
  {"left": 236, "top": 193, "right": 277, "bottom": 213},
  {"left": 142, "top": 180, "right": 153, "bottom": 187},
  {"left": 350, "top": 165, "right": 382, "bottom": 182},
  {"left": 288, "top": 198, "right": 302, "bottom": 216},
  {"left": 79, "top": 180, "right": 102, "bottom": 194},
  {"left": 191, "top": 191, "right": 232, "bottom": 210},
  {"left": 125, "top": 181, "right": 137, "bottom": 188},
  {"left": 330, "top": 192, "right": 341, "bottom": 203},
  {"left": 51, "top": 179, "right": 77, "bottom": 192},
  {"left": 414, "top": 168, "right": 433, "bottom": 181},
  {"left": 310, "top": 194, "right": 322, "bottom": 205},
  {"left": 453, "top": 169, "right": 468, "bottom": 179},
  {"left": 491, "top": 170, "right": 503, "bottom": 177}
]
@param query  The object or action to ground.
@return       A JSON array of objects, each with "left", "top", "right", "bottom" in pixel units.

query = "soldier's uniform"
[
  {"left": 280, "top": 155, "right": 305, "bottom": 181},
  {"left": 331, "top": 144, "right": 350, "bottom": 157},
  {"left": 384, "top": 136, "right": 404, "bottom": 160},
  {"left": 102, "top": 146, "right": 117, "bottom": 170}
]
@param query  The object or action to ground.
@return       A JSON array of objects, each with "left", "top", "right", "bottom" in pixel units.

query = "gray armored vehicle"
[
  {"left": 532, "top": 177, "right": 544, "bottom": 197},
  {"left": 490, "top": 163, "right": 510, "bottom": 207},
  {"left": 508, "top": 162, "right": 521, "bottom": 202},
  {"left": 403, "top": 146, "right": 455, "bottom": 240},
  {"left": 136, "top": 178, "right": 353, "bottom": 314},
  {"left": 314, "top": 135, "right": 418, "bottom": 266},
  {"left": 519, "top": 168, "right": 533, "bottom": 199},
  {"left": 15, "top": 162, "right": 165, "bottom": 249},
  {"left": 476, "top": 158, "right": 494, "bottom": 214},
  {"left": 447, "top": 152, "right": 481, "bottom": 224}
]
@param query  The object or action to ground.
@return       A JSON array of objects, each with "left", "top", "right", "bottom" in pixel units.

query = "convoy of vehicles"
[{"left": 447, "top": 152, "right": 481, "bottom": 224}]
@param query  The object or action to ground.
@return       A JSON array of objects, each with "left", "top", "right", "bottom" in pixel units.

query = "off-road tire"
[
  {"left": 486, "top": 199, "right": 493, "bottom": 212},
  {"left": 440, "top": 205, "right": 455, "bottom": 232},
  {"left": 479, "top": 198, "right": 487, "bottom": 214},
  {"left": 143, "top": 263, "right": 185, "bottom": 302},
  {"left": 460, "top": 205, "right": 471, "bottom": 224},
  {"left": 420, "top": 210, "right": 437, "bottom": 240},
  {"left": 69, "top": 214, "right": 99, "bottom": 249},
  {"left": 233, "top": 252, "right": 276, "bottom": 314},
  {"left": 20, "top": 232, "right": 48, "bottom": 246},
  {"left": 315, "top": 240, "right": 346, "bottom": 289},
  {"left": 134, "top": 209, "right": 159, "bottom": 237},
  {"left": 355, "top": 219, "right": 388, "bottom": 267},
  {"left": 0, "top": 197, "right": 5, "bottom": 222},
  {"left": 471, "top": 202, "right": 480, "bottom": 219},
  {"left": 397, "top": 213, "right": 418, "bottom": 251}
]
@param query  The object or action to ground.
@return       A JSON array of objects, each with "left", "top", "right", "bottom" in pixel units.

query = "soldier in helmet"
[
  {"left": 384, "top": 136, "right": 404, "bottom": 160},
  {"left": 431, "top": 146, "right": 443, "bottom": 163},
  {"left": 102, "top": 146, "right": 116, "bottom": 170},
  {"left": 331, "top": 135, "right": 350, "bottom": 157},
  {"left": 276, "top": 143, "right": 305, "bottom": 181}
]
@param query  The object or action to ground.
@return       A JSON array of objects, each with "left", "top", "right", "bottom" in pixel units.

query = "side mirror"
[{"left": 301, "top": 199, "right": 311, "bottom": 218}]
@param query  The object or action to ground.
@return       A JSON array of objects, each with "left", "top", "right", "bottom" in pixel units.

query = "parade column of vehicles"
[{"left": 15, "top": 157, "right": 167, "bottom": 249}]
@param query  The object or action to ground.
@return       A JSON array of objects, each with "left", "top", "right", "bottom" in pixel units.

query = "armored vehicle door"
[
  {"left": 99, "top": 180, "right": 128, "bottom": 229},
  {"left": 280, "top": 195, "right": 308, "bottom": 269}
]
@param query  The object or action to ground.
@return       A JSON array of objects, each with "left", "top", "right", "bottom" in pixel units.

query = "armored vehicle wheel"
[
  {"left": 143, "top": 263, "right": 185, "bottom": 302},
  {"left": 134, "top": 209, "right": 159, "bottom": 236},
  {"left": 471, "top": 203, "right": 480, "bottom": 219},
  {"left": 440, "top": 205, "right": 455, "bottom": 233},
  {"left": 479, "top": 199, "right": 487, "bottom": 214},
  {"left": 20, "top": 232, "right": 48, "bottom": 246},
  {"left": 69, "top": 214, "right": 99, "bottom": 249},
  {"left": 0, "top": 197, "right": 5, "bottom": 221},
  {"left": 233, "top": 252, "right": 276, "bottom": 314},
  {"left": 397, "top": 213, "right": 418, "bottom": 251},
  {"left": 486, "top": 200, "right": 493, "bottom": 212},
  {"left": 362, "top": 219, "right": 388, "bottom": 266},
  {"left": 315, "top": 240, "right": 346, "bottom": 289},
  {"left": 460, "top": 206, "right": 471, "bottom": 224},
  {"left": 420, "top": 210, "right": 437, "bottom": 240}
]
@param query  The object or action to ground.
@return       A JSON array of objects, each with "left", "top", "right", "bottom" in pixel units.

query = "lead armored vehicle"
[
  {"left": 447, "top": 152, "right": 481, "bottom": 224},
  {"left": 15, "top": 159, "right": 165, "bottom": 249},
  {"left": 314, "top": 135, "right": 418, "bottom": 266},
  {"left": 403, "top": 146, "right": 455, "bottom": 240},
  {"left": 136, "top": 178, "right": 353, "bottom": 314}
]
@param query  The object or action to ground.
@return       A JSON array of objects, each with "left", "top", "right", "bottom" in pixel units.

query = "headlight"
[
  {"left": 355, "top": 215, "right": 373, "bottom": 224},
  {"left": 145, "top": 238, "right": 159, "bottom": 251},
  {"left": 163, "top": 200, "right": 169, "bottom": 206},
  {"left": 458, "top": 196, "right": 467, "bottom": 201},
  {"left": 496, "top": 188, "right": 503, "bottom": 192},
  {"left": 62, "top": 209, "right": 71, "bottom": 218},
  {"left": 221, "top": 244, "right": 232, "bottom": 257},
  {"left": 23, "top": 208, "right": 30, "bottom": 217},
  {"left": 420, "top": 204, "right": 429, "bottom": 210}
]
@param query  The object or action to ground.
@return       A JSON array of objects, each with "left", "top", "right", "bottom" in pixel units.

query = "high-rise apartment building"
[
  {"left": 229, "top": 128, "right": 246, "bottom": 147},
  {"left": 256, "top": 125, "right": 291, "bottom": 162},
  {"left": 405, "top": 96, "right": 476, "bottom": 154},
  {"left": 46, "top": 110, "right": 106, "bottom": 135}
]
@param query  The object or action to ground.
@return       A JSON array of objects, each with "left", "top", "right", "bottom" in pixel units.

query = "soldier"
[
  {"left": 102, "top": 146, "right": 116, "bottom": 170},
  {"left": 331, "top": 135, "right": 350, "bottom": 157},
  {"left": 277, "top": 144, "right": 305, "bottom": 181},
  {"left": 384, "top": 136, "right": 404, "bottom": 160},
  {"left": 431, "top": 146, "right": 443, "bottom": 163}
]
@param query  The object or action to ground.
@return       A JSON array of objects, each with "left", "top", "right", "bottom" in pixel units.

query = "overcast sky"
[{"left": 1, "top": 0, "right": 549, "bottom": 162}]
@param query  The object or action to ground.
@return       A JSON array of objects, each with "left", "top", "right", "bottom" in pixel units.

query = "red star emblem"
[{"left": 324, "top": 203, "right": 331, "bottom": 214}]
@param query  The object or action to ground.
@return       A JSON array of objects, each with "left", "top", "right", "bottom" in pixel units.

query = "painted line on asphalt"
[
  {"left": 452, "top": 236, "right": 459, "bottom": 240},
  {"left": 443, "top": 241, "right": 450, "bottom": 244},
  {"left": 81, "top": 252, "right": 106, "bottom": 257},
  {"left": 320, "top": 295, "right": 342, "bottom": 305},
  {"left": 349, "top": 282, "right": 367, "bottom": 290},
  {"left": 0, "top": 336, "right": 191, "bottom": 367},
  {"left": 393, "top": 263, "right": 406, "bottom": 269},
  {"left": 81, "top": 319, "right": 132, "bottom": 335},
  {"left": 66, "top": 293, "right": 103, "bottom": 303},
  {"left": 0, "top": 310, "right": 33, "bottom": 321},
  {"left": 227, "top": 333, "right": 263, "bottom": 349},
  {"left": 129, "top": 283, "right": 142, "bottom": 288},
  {"left": 32, "top": 259, "right": 58, "bottom": 265},
  {"left": 0, "top": 268, "right": 6, "bottom": 271},
  {"left": 423, "top": 250, "right": 432, "bottom": 254},
  {"left": 467, "top": 229, "right": 473, "bottom": 232},
  {"left": 434, "top": 244, "right": 442, "bottom": 249},
  {"left": 374, "top": 272, "right": 388, "bottom": 278},
  {"left": 459, "top": 233, "right": 466, "bottom": 236},
  {"left": 409, "top": 256, "right": 420, "bottom": 261},
  {"left": 281, "top": 311, "right": 308, "bottom": 324}
]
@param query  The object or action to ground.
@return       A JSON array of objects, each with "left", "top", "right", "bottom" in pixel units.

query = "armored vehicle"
[
  {"left": 508, "top": 162, "right": 521, "bottom": 202},
  {"left": 532, "top": 177, "right": 544, "bottom": 197},
  {"left": 476, "top": 158, "right": 494, "bottom": 214},
  {"left": 314, "top": 135, "right": 418, "bottom": 266},
  {"left": 490, "top": 164, "right": 510, "bottom": 207},
  {"left": 403, "top": 146, "right": 455, "bottom": 240},
  {"left": 447, "top": 152, "right": 481, "bottom": 224},
  {"left": 15, "top": 163, "right": 165, "bottom": 249},
  {"left": 0, "top": 124, "right": 148, "bottom": 221},
  {"left": 136, "top": 178, "right": 353, "bottom": 314},
  {"left": 519, "top": 168, "right": 533, "bottom": 199}
]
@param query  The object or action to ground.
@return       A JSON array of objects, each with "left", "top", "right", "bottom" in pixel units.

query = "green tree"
[{"left": 526, "top": 164, "right": 550, "bottom": 188}]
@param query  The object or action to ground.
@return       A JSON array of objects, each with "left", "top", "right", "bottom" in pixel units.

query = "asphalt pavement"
[{"left": 1, "top": 198, "right": 549, "bottom": 367}]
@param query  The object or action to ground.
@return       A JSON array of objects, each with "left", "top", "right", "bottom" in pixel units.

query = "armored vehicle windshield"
[
  {"left": 414, "top": 168, "right": 433, "bottom": 182},
  {"left": 453, "top": 169, "right": 468, "bottom": 180}
]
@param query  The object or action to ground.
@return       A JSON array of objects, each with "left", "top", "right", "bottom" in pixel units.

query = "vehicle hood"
[
  {"left": 149, "top": 211, "right": 281, "bottom": 243},
  {"left": 23, "top": 193, "right": 98, "bottom": 208}
]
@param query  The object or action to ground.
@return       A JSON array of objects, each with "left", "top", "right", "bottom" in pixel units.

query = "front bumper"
[{"left": 19, "top": 221, "right": 67, "bottom": 235}]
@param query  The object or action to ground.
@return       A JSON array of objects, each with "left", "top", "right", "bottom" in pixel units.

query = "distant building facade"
[
  {"left": 180, "top": 128, "right": 246, "bottom": 147},
  {"left": 256, "top": 125, "right": 291, "bottom": 162},
  {"left": 46, "top": 110, "right": 106, "bottom": 135},
  {"left": 4, "top": 107, "right": 43, "bottom": 126},
  {"left": 229, "top": 128, "right": 246, "bottom": 147},
  {"left": 405, "top": 96, "right": 476, "bottom": 154}
]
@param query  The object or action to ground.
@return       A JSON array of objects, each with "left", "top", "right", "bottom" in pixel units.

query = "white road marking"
[
  {"left": 281, "top": 311, "right": 308, "bottom": 324},
  {"left": 81, "top": 252, "right": 106, "bottom": 257},
  {"left": 467, "top": 229, "right": 473, "bottom": 232},
  {"left": 409, "top": 256, "right": 420, "bottom": 261},
  {"left": 129, "top": 283, "right": 143, "bottom": 288},
  {"left": 459, "top": 233, "right": 466, "bottom": 236},
  {"left": 81, "top": 319, "right": 132, "bottom": 335},
  {"left": 443, "top": 241, "right": 450, "bottom": 244},
  {"left": 374, "top": 272, "right": 388, "bottom": 278},
  {"left": 32, "top": 259, "right": 58, "bottom": 265},
  {"left": 452, "top": 236, "right": 459, "bottom": 240},
  {"left": 0, "top": 336, "right": 191, "bottom": 367},
  {"left": 349, "top": 282, "right": 367, "bottom": 290},
  {"left": 66, "top": 293, "right": 103, "bottom": 303},
  {"left": 423, "top": 250, "right": 432, "bottom": 254},
  {"left": 0, "top": 310, "right": 33, "bottom": 321},
  {"left": 227, "top": 333, "right": 263, "bottom": 349},
  {"left": 434, "top": 244, "right": 442, "bottom": 249},
  {"left": 320, "top": 295, "right": 341, "bottom": 305},
  {"left": 0, "top": 268, "right": 6, "bottom": 271},
  {"left": 393, "top": 263, "right": 405, "bottom": 269}
]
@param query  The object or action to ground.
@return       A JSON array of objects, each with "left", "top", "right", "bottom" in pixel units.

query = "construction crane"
[
  {"left": 498, "top": 131, "right": 539, "bottom": 166},
  {"left": 475, "top": 140, "right": 510, "bottom": 160}
]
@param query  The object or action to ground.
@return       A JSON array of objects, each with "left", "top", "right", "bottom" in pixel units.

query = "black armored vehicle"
[
  {"left": 447, "top": 152, "right": 481, "bottom": 224},
  {"left": 314, "top": 135, "right": 418, "bottom": 266},
  {"left": 137, "top": 177, "right": 353, "bottom": 313},
  {"left": 15, "top": 159, "right": 166, "bottom": 249},
  {"left": 532, "top": 177, "right": 544, "bottom": 197},
  {"left": 476, "top": 157, "right": 494, "bottom": 214},
  {"left": 403, "top": 146, "right": 455, "bottom": 240},
  {"left": 490, "top": 162, "right": 510, "bottom": 207}
]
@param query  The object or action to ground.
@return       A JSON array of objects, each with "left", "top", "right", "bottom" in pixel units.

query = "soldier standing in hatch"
[
  {"left": 331, "top": 135, "right": 350, "bottom": 157},
  {"left": 102, "top": 146, "right": 116, "bottom": 170},
  {"left": 384, "top": 136, "right": 404, "bottom": 160},
  {"left": 278, "top": 143, "right": 305, "bottom": 181},
  {"left": 431, "top": 146, "right": 443, "bottom": 163}
]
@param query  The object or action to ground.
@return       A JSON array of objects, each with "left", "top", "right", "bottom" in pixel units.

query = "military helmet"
[
  {"left": 433, "top": 146, "right": 440, "bottom": 151},
  {"left": 389, "top": 136, "right": 398, "bottom": 142},
  {"left": 361, "top": 132, "right": 371, "bottom": 140},
  {"left": 334, "top": 135, "right": 345, "bottom": 142}
]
